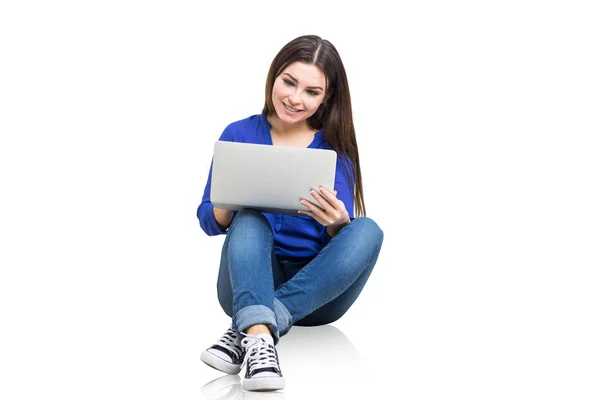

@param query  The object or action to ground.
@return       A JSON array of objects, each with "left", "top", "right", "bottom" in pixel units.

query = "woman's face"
[{"left": 271, "top": 61, "right": 327, "bottom": 126}]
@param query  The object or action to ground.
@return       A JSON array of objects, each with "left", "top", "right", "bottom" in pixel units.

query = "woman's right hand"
[{"left": 213, "top": 207, "right": 234, "bottom": 231}]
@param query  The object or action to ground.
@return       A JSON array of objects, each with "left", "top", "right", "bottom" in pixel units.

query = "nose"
[{"left": 288, "top": 89, "right": 302, "bottom": 105}]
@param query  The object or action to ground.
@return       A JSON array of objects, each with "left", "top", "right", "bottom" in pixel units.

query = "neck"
[{"left": 267, "top": 115, "right": 312, "bottom": 135}]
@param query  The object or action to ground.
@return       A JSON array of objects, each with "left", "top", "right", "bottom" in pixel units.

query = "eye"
[
  {"left": 307, "top": 90, "right": 320, "bottom": 96},
  {"left": 283, "top": 78, "right": 295, "bottom": 86}
]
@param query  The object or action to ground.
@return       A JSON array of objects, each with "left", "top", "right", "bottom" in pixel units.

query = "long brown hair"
[{"left": 262, "top": 35, "right": 366, "bottom": 217}]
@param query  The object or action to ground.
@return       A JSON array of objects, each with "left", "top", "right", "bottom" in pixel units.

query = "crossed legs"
[{"left": 216, "top": 209, "right": 384, "bottom": 343}]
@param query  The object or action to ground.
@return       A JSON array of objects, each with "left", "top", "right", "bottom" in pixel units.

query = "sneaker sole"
[
  {"left": 200, "top": 350, "right": 242, "bottom": 375},
  {"left": 243, "top": 376, "right": 285, "bottom": 391}
]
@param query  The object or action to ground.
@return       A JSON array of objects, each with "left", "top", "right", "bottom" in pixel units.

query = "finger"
[
  {"left": 310, "top": 189, "right": 336, "bottom": 212},
  {"left": 297, "top": 209, "right": 328, "bottom": 226},
  {"left": 300, "top": 197, "right": 326, "bottom": 214},
  {"left": 318, "top": 186, "right": 339, "bottom": 202},
  {"left": 301, "top": 196, "right": 333, "bottom": 224},
  {"left": 317, "top": 187, "right": 343, "bottom": 210}
]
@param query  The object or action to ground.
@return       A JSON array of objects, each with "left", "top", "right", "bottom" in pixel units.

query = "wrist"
[
  {"left": 213, "top": 207, "right": 233, "bottom": 231},
  {"left": 326, "top": 218, "right": 350, "bottom": 238}
]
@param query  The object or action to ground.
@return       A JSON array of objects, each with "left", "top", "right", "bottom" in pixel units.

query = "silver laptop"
[{"left": 210, "top": 141, "right": 337, "bottom": 215}]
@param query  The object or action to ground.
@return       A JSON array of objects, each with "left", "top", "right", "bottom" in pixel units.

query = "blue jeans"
[{"left": 216, "top": 209, "right": 384, "bottom": 344}]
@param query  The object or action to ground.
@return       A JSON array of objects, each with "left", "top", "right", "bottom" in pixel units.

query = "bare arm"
[{"left": 213, "top": 207, "right": 234, "bottom": 231}]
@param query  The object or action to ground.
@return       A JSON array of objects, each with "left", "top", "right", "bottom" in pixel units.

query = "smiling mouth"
[{"left": 283, "top": 102, "right": 302, "bottom": 113}]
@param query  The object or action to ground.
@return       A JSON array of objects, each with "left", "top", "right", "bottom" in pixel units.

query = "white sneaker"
[
  {"left": 240, "top": 333, "right": 285, "bottom": 391},
  {"left": 201, "top": 327, "right": 245, "bottom": 375}
]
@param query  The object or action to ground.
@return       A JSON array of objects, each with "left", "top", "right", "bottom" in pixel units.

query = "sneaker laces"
[
  {"left": 241, "top": 336, "right": 280, "bottom": 374},
  {"left": 217, "top": 328, "right": 243, "bottom": 359}
]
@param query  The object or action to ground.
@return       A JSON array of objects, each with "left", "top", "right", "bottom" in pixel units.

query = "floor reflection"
[
  {"left": 201, "top": 375, "right": 286, "bottom": 400},
  {"left": 200, "top": 324, "right": 363, "bottom": 399}
]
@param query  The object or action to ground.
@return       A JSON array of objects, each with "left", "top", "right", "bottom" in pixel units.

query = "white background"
[{"left": 1, "top": 1, "right": 599, "bottom": 399}]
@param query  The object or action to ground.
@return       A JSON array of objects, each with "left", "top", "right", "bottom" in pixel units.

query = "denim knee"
[
  {"left": 351, "top": 217, "right": 384, "bottom": 250},
  {"left": 229, "top": 209, "right": 270, "bottom": 232},
  {"left": 227, "top": 209, "right": 272, "bottom": 242}
]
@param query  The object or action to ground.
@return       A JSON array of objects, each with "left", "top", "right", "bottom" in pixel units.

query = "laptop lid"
[{"left": 210, "top": 141, "right": 337, "bottom": 215}]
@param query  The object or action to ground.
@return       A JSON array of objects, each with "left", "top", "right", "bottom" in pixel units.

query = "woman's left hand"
[{"left": 298, "top": 186, "right": 351, "bottom": 229}]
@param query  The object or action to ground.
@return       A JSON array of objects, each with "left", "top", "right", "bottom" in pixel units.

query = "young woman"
[{"left": 197, "top": 35, "right": 384, "bottom": 392}]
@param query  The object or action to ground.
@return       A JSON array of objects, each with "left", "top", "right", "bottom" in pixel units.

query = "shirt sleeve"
[
  {"left": 196, "top": 126, "right": 235, "bottom": 236},
  {"left": 334, "top": 154, "right": 355, "bottom": 220}
]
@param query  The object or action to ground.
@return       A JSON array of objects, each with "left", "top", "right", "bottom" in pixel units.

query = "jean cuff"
[
  {"left": 274, "top": 298, "right": 293, "bottom": 337},
  {"left": 233, "top": 305, "right": 280, "bottom": 344}
]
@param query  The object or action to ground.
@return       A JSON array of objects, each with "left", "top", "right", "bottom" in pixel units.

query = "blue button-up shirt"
[{"left": 197, "top": 114, "right": 355, "bottom": 260}]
